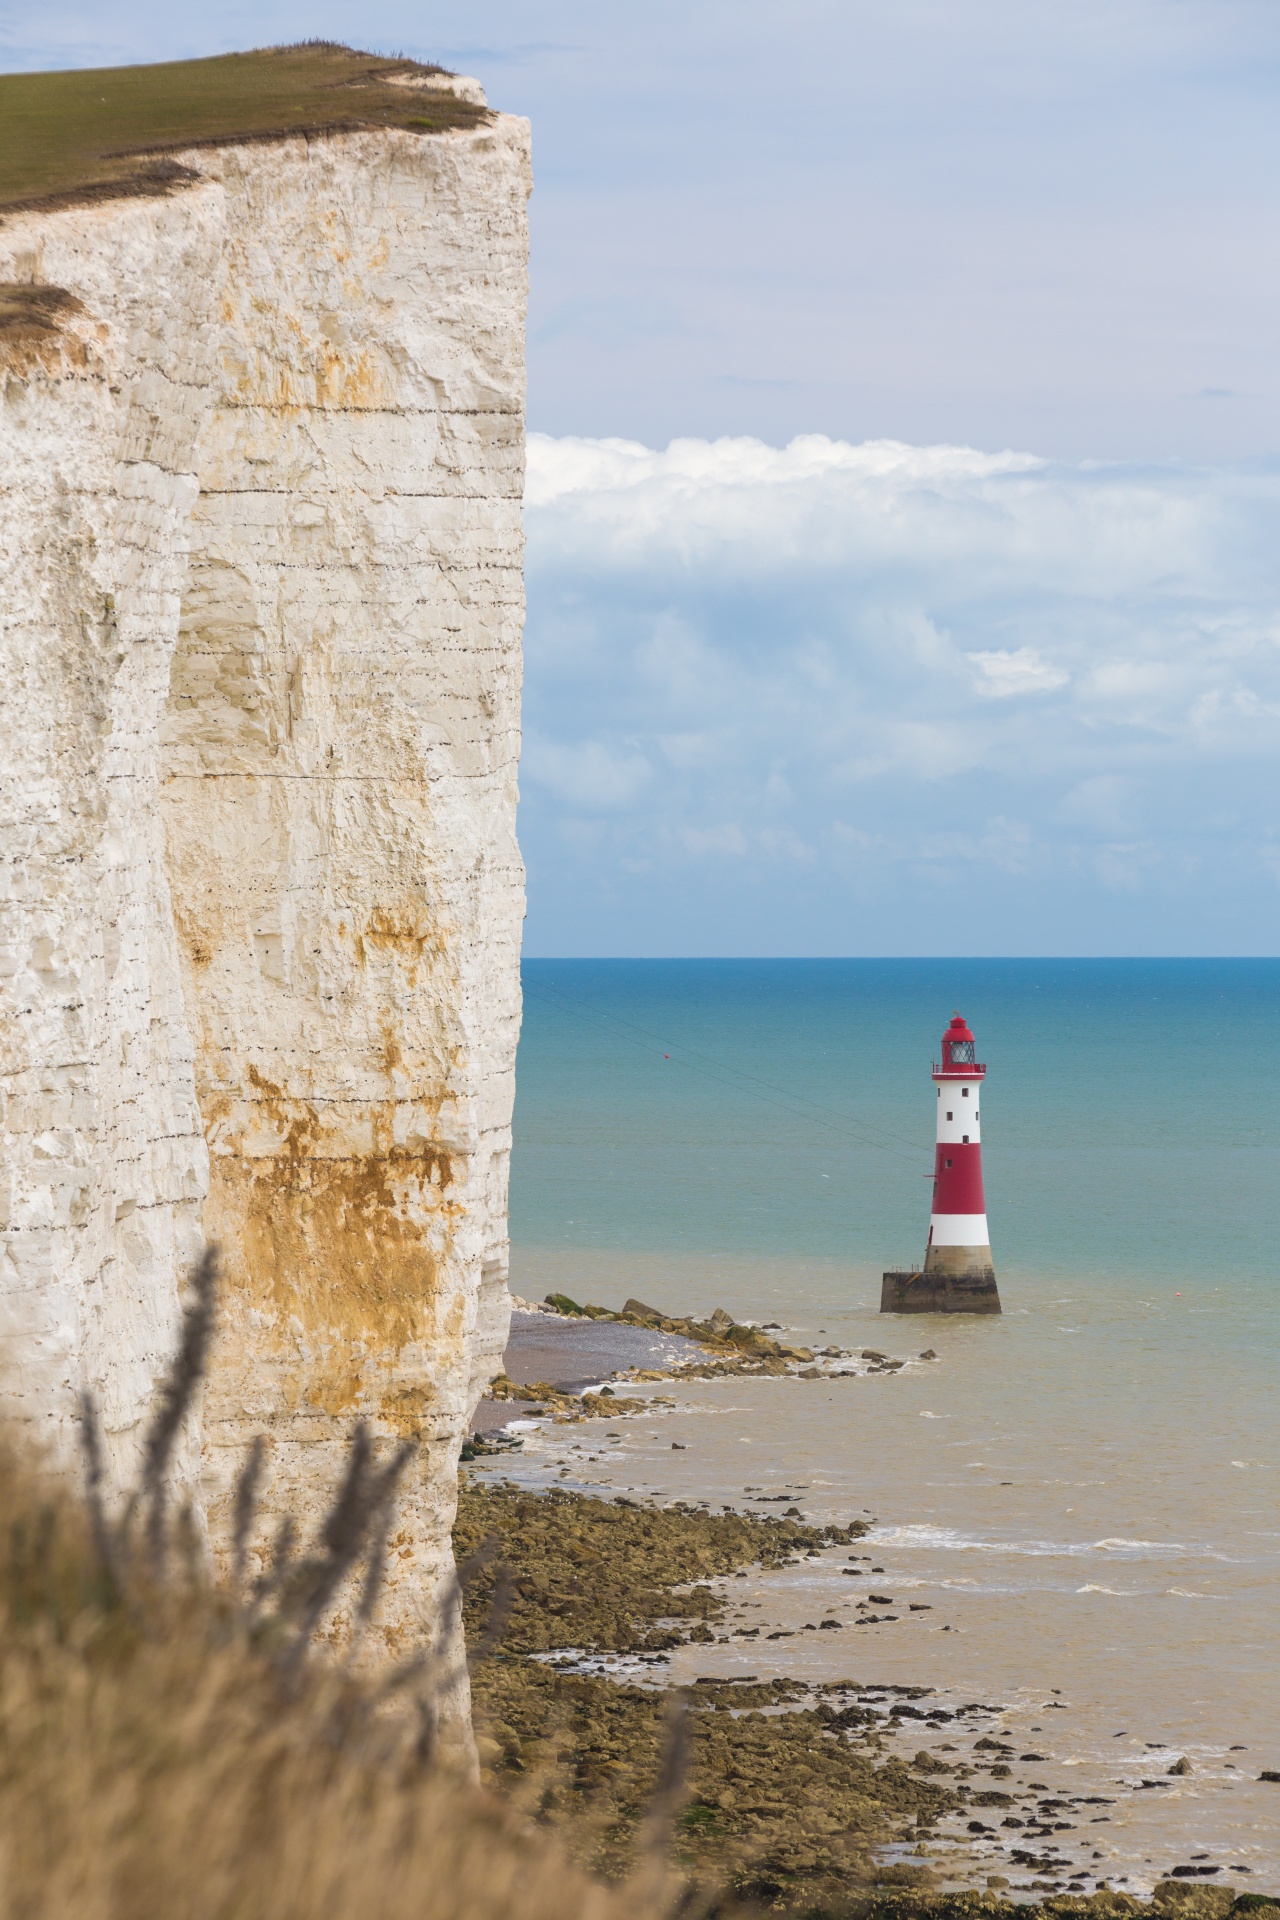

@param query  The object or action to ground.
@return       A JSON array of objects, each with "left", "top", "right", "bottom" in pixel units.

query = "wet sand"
[
  {"left": 500, "top": 1309, "right": 704, "bottom": 1391},
  {"left": 466, "top": 1287, "right": 1280, "bottom": 1900},
  {"left": 472, "top": 1310, "right": 705, "bottom": 1434}
]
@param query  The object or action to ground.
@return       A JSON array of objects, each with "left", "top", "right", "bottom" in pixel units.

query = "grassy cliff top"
[{"left": 0, "top": 43, "right": 489, "bottom": 216}]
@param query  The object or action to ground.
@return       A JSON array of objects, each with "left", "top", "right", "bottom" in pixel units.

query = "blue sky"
[{"left": 9, "top": 1, "right": 1280, "bottom": 952}]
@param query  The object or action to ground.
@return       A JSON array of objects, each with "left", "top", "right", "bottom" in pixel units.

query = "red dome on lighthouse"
[{"left": 934, "top": 1012, "right": 985, "bottom": 1079}]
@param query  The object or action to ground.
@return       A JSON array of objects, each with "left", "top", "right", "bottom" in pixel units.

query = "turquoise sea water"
[
  {"left": 506, "top": 961, "right": 1280, "bottom": 1892},
  {"left": 514, "top": 958, "right": 1280, "bottom": 1292}
]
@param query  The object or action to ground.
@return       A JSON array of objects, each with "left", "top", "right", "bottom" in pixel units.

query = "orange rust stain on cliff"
[
  {"left": 378, "top": 1010, "right": 404, "bottom": 1077},
  {"left": 378, "top": 1381, "right": 437, "bottom": 1437},
  {"left": 244, "top": 1064, "right": 326, "bottom": 1158},
  {"left": 355, "top": 907, "right": 441, "bottom": 965},
  {"left": 173, "top": 906, "right": 214, "bottom": 970},
  {"left": 223, "top": 333, "right": 385, "bottom": 413},
  {"left": 317, "top": 340, "right": 382, "bottom": 409},
  {"left": 208, "top": 1142, "right": 456, "bottom": 1415},
  {"left": 211, "top": 1077, "right": 456, "bottom": 1369}
]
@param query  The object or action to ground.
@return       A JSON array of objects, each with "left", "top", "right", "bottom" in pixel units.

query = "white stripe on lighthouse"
[
  {"left": 935, "top": 1082, "right": 981, "bottom": 1143},
  {"left": 929, "top": 1212, "right": 991, "bottom": 1246}
]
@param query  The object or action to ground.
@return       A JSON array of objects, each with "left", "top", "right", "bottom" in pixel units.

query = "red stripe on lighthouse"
[{"left": 932, "top": 1141, "right": 985, "bottom": 1214}]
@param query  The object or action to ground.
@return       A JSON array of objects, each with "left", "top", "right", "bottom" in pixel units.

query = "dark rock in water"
[
  {"left": 1168, "top": 1756, "right": 1193, "bottom": 1775},
  {"left": 861, "top": 1349, "right": 888, "bottom": 1362},
  {"left": 919, "top": 1348, "right": 938, "bottom": 1359},
  {"left": 1260, "top": 1769, "right": 1280, "bottom": 1783},
  {"left": 818, "top": 1618, "right": 843, "bottom": 1629},
  {"left": 544, "top": 1291, "right": 584, "bottom": 1316},
  {"left": 671, "top": 1441, "right": 686, "bottom": 1450},
  {"left": 621, "top": 1296, "right": 664, "bottom": 1323}
]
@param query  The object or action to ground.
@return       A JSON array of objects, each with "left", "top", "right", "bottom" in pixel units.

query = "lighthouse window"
[
  {"left": 962, "top": 1134, "right": 969, "bottom": 1144},
  {"left": 945, "top": 1157, "right": 953, "bottom": 1168},
  {"left": 950, "top": 1039, "right": 975, "bottom": 1064},
  {"left": 946, "top": 1111, "right": 953, "bottom": 1121},
  {"left": 962, "top": 1087, "right": 970, "bottom": 1097}
]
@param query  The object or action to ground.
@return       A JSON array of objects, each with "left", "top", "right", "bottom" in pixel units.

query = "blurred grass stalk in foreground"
[{"left": 0, "top": 1246, "right": 653, "bottom": 1920}]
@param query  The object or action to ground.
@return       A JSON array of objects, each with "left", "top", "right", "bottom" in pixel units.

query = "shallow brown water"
[{"left": 491, "top": 1248, "right": 1280, "bottom": 1896}]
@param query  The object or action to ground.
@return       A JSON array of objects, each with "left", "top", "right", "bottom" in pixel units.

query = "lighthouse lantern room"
[{"left": 881, "top": 1012, "right": 1001, "bottom": 1315}]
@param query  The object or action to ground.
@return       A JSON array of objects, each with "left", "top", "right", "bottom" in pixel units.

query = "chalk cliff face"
[{"left": 0, "top": 107, "right": 528, "bottom": 1660}]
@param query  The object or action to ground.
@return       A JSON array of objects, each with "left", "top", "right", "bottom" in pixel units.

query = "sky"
[{"left": 7, "top": 1, "right": 1280, "bottom": 952}]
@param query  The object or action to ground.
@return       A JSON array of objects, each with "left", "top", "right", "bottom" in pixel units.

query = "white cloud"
[
  {"left": 680, "top": 823, "right": 749, "bottom": 859},
  {"left": 968, "top": 647, "right": 1069, "bottom": 698},
  {"left": 521, "top": 432, "right": 1280, "bottom": 953},
  {"left": 522, "top": 736, "right": 652, "bottom": 810}
]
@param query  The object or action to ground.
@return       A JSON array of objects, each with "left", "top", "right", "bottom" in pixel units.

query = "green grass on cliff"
[{"left": 0, "top": 42, "right": 487, "bottom": 215}]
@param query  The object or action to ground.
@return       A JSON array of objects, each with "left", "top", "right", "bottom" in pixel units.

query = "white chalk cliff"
[{"left": 0, "top": 90, "right": 529, "bottom": 1665}]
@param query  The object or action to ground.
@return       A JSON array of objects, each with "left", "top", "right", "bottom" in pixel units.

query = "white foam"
[{"left": 872, "top": 1523, "right": 1223, "bottom": 1561}]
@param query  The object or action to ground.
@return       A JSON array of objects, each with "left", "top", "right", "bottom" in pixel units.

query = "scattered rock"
[
  {"left": 621, "top": 1296, "right": 665, "bottom": 1323},
  {"left": 543, "top": 1292, "right": 584, "bottom": 1315},
  {"left": 1151, "top": 1879, "right": 1236, "bottom": 1917},
  {"left": 1168, "top": 1756, "right": 1193, "bottom": 1775},
  {"left": 455, "top": 1495, "right": 961, "bottom": 1905},
  {"left": 455, "top": 1479, "right": 866, "bottom": 1659}
]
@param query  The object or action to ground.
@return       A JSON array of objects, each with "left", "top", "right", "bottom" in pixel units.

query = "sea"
[{"left": 503, "top": 960, "right": 1280, "bottom": 1894}]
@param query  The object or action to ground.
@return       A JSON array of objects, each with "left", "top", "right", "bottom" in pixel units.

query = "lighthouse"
[{"left": 881, "top": 1012, "right": 1001, "bottom": 1315}]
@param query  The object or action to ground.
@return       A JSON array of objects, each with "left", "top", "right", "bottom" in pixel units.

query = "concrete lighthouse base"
[{"left": 881, "top": 1246, "right": 1001, "bottom": 1315}]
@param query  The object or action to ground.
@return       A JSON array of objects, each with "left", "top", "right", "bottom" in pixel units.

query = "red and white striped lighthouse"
[{"left": 882, "top": 1011, "right": 1001, "bottom": 1314}]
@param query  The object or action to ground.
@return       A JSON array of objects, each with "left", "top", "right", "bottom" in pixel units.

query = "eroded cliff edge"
[{"left": 0, "top": 68, "right": 529, "bottom": 1669}]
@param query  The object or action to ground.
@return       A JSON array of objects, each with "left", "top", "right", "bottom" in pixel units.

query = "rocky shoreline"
[
  {"left": 456, "top": 1297, "right": 1276, "bottom": 1914},
  {"left": 464, "top": 1296, "right": 923, "bottom": 1448},
  {"left": 454, "top": 1476, "right": 1273, "bottom": 1918}
]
